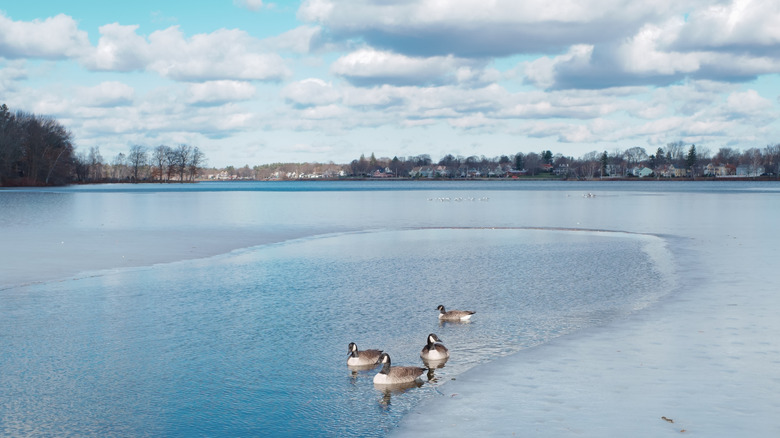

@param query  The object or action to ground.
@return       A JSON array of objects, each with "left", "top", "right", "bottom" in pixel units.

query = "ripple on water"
[{"left": 0, "top": 228, "right": 673, "bottom": 437}]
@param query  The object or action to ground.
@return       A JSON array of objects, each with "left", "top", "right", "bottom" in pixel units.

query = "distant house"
[
  {"left": 554, "top": 163, "right": 572, "bottom": 176},
  {"left": 631, "top": 166, "right": 654, "bottom": 178},
  {"left": 704, "top": 163, "right": 733, "bottom": 177},
  {"left": 604, "top": 164, "right": 622, "bottom": 177},
  {"left": 371, "top": 169, "right": 391, "bottom": 178},
  {"left": 661, "top": 165, "right": 687, "bottom": 178}
]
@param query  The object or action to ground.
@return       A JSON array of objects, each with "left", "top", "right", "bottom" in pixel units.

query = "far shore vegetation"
[{"left": 2, "top": 103, "right": 779, "bottom": 187}]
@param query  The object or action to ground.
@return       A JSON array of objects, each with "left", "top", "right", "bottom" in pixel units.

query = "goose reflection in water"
[{"left": 376, "top": 379, "right": 425, "bottom": 410}]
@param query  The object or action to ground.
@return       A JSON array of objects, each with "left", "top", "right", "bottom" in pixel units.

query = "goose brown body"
[
  {"left": 347, "top": 342, "right": 383, "bottom": 367},
  {"left": 437, "top": 304, "right": 475, "bottom": 321},
  {"left": 373, "top": 353, "right": 425, "bottom": 385},
  {"left": 420, "top": 333, "right": 450, "bottom": 361}
]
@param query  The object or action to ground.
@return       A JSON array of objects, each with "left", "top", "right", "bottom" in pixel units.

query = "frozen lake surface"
[{"left": 1, "top": 180, "right": 779, "bottom": 436}]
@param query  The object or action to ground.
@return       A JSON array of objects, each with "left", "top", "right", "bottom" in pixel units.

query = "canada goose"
[
  {"left": 373, "top": 353, "right": 425, "bottom": 385},
  {"left": 436, "top": 305, "right": 475, "bottom": 321},
  {"left": 420, "top": 333, "right": 450, "bottom": 361},
  {"left": 347, "top": 342, "right": 383, "bottom": 367}
]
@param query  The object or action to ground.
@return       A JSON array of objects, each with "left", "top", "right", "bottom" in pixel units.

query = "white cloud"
[
  {"left": 616, "top": 19, "right": 702, "bottom": 75},
  {"left": 186, "top": 81, "right": 257, "bottom": 105},
  {"left": 676, "top": 0, "right": 780, "bottom": 51},
  {"left": 298, "top": 0, "right": 681, "bottom": 56},
  {"left": 0, "top": 59, "right": 27, "bottom": 93},
  {"left": 298, "top": 104, "right": 348, "bottom": 120},
  {"left": 725, "top": 89, "right": 774, "bottom": 117},
  {"left": 79, "top": 81, "right": 135, "bottom": 107},
  {"left": 297, "top": 1, "right": 780, "bottom": 89},
  {"left": 331, "top": 48, "right": 479, "bottom": 86},
  {"left": 448, "top": 113, "right": 496, "bottom": 130},
  {"left": 83, "top": 23, "right": 150, "bottom": 71},
  {"left": 523, "top": 45, "right": 594, "bottom": 89},
  {"left": 0, "top": 13, "right": 90, "bottom": 59},
  {"left": 82, "top": 24, "right": 290, "bottom": 82},
  {"left": 146, "top": 27, "right": 291, "bottom": 81},
  {"left": 281, "top": 78, "right": 340, "bottom": 107},
  {"left": 341, "top": 85, "right": 406, "bottom": 108},
  {"left": 262, "top": 26, "right": 322, "bottom": 53}
]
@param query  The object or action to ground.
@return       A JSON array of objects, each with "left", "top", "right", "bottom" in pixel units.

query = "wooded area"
[
  {"left": 0, "top": 104, "right": 206, "bottom": 186},
  {"left": 0, "top": 104, "right": 74, "bottom": 186}
]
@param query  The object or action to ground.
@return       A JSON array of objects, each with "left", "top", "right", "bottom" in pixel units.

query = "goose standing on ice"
[
  {"left": 420, "top": 333, "right": 450, "bottom": 361},
  {"left": 373, "top": 353, "right": 425, "bottom": 385},
  {"left": 347, "top": 342, "right": 383, "bottom": 367},
  {"left": 436, "top": 304, "right": 475, "bottom": 321}
]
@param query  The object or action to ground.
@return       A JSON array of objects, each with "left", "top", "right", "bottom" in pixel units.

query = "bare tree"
[
  {"left": 764, "top": 144, "right": 780, "bottom": 177},
  {"left": 172, "top": 144, "right": 191, "bottom": 182},
  {"left": 624, "top": 146, "right": 648, "bottom": 167},
  {"left": 111, "top": 152, "right": 129, "bottom": 180},
  {"left": 88, "top": 146, "right": 104, "bottom": 181},
  {"left": 524, "top": 152, "right": 541, "bottom": 176},
  {"left": 188, "top": 146, "right": 205, "bottom": 181},
  {"left": 128, "top": 145, "right": 148, "bottom": 182},
  {"left": 666, "top": 141, "right": 686, "bottom": 165},
  {"left": 152, "top": 145, "right": 171, "bottom": 182}
]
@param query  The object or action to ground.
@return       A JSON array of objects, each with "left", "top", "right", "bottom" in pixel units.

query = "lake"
[{"left": 1, "top": 180, "right": 777, "bottom": 436}]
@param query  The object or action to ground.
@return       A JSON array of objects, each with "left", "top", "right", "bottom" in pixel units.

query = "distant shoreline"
[
  {"left": 3, "top": 176, "right": 778, "bottom": 189},
  {"left": 196, "top": 176, "right": 780, "bottom": 182}
]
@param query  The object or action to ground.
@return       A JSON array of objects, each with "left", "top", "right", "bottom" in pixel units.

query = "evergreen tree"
[
  {"left": 686, "top": 144, "right": 697, "bottom": 177},
  {"left": 514, "top": 152, "right": 524, "bottom": 170}
]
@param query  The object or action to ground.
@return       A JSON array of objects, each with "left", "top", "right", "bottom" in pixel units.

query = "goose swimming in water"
[
  {"left": 373, "top": 353, "right": 425, "bottom": 385},
  {"left": 436, "top": 304, "right": 475, "bottom": 321},
  {"left": 420, "top": 333, "right": 450, "bottom": 361},
  {"left": 347, "top": 342, "right": 383, "bottom": 367}
]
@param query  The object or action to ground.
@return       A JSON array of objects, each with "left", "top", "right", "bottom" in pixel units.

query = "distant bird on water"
[
  {"left": 347, "top": 342, "right": 383, "bottom": 367},
  {"left": 373, "top": 353, "right": 426, "bottom": 385},
  {"left": 420, "top": 333, "right": 450, "bottom": 361},
  {"left": 436, "top": 304, "right": 475, "bottom": 321}
]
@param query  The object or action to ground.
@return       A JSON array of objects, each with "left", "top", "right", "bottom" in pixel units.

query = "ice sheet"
[
  {"left": 0, "top": 228, "right": 317, "bottom": 289},
  {"left": 394, "top": 211, "right": 780, "bottom": 436}
]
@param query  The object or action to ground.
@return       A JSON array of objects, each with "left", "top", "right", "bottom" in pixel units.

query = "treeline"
[
  {"left": 0, "top": 104, "right": 206, "bottom": 186},
  {"left": 74, "top": 143, "right": 206, "bottom": 183},
  {"left": 336, "top": 142, "right": 780, "bottom": 179},
  {"left": 220, "top": 143, "right": 780, "bottom": 181},
  {"left": 0, "top": 104, "right": 75, "bottom": 186}
]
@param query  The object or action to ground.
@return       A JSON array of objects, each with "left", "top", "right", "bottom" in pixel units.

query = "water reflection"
[
  {"left": 376, "top": 380, "right": 426, "bottom": 411},
  {"left": 348, "top": 363, "right": 382, "bottom": 385},
  {"left": 438, "top": 318, "right": 473, "bottom": 327},
  {"left": 422, "top": 359, "right": 448, "bottom": 382},
  {"left": 349, "top": 363, "right": 382, "bottom": 373}
]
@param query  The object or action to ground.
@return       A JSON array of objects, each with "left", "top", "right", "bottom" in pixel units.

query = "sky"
[{"left": 1, "top": 0, "right": 780, "bottom": 168}]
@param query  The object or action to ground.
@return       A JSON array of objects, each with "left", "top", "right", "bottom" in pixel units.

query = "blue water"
[{"left": 10, "top": 180, "right": 763, "bottom": 436}]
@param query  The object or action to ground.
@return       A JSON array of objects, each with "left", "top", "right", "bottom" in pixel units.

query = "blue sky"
[{"left": 2, "top": 0, "right": 779, "bottom": 167}]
